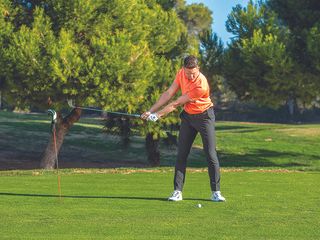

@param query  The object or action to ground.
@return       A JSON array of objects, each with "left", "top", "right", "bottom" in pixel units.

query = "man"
[{"left": 141, "top": 55, "right": 225, "bottom": 202}]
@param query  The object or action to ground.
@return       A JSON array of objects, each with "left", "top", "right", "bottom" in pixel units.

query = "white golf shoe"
[
  {"left": 211, "top": 191, "right": 226, "bottom": 202},
  {"left": 168, "top": 190, "right": 183, "bottom": 201}
]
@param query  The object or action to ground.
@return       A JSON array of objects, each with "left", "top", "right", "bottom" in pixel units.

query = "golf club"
[{"left": 67, "top": 99, "right": 141, "bottom": 118}]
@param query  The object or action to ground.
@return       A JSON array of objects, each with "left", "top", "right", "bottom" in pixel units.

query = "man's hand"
[
  {"left": 141, "top": 111, "right": 159, "bottom": 122},
  {"left": 141, "top": 111, "right": 151, "bottom": 120}
]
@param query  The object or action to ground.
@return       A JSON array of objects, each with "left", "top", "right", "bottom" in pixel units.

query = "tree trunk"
[
  {"left": 40, "top": 108, "right": 82, "bottom": 169},
  {"left": 287, "top": 97, "right": 298, "bottom": 122},
  {"left": 287, "top": 98, "right": 295, "bottom": 116},
  {"left": 145, "top": 133, "right": 160, "bottom": 167}
]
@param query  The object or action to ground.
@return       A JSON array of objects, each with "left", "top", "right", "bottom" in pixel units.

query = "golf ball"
[{"left": 197, "top": 203, "right": 202, "bottom": 208}]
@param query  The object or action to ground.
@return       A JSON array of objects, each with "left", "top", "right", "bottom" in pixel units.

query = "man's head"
[{"left": 183, "top": 55, "right": 200, "bottom": 81}]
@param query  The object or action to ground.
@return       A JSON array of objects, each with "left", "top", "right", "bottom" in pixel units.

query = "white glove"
[{"left": 147, "top": 113, "right": 159, "bottom": 122}]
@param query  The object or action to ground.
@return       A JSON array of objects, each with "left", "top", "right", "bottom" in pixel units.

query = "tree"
[
  {"left": 199, "top": 29, "right": 224, "bottom": 95},
  {"left": 268, "top": 0, "right": 320, "bottom": 106},
  {"left": 223, "top": 1, "right": 299, "bottom": 109},
  {"left": 173, "top": 2, "right": 213, "bottom": 55},
  {"left": 0, "top": 0, "right": 14, "bottom": 103},
  {"left": 179, "top": 3, "right": 212, "bottom": 35},
  {"left": 2, "top": 0, "right": 186, "bottom": 168},
  {"left": 307, "top": 24, "right": 320, "bottom": 72}
]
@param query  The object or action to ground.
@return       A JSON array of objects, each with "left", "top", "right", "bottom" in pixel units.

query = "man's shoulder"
[
  {"left": 197, "top": 72, "right": 209, "bottom": 88},
  {"left": 199, "top": 72, "right": 207, "bottom": 81},
  {"left": 175, "top": 68, "right": 185, "bottom": 81},
  {"left": 177, "top": 68, "right": 184, "bottom": 76}
]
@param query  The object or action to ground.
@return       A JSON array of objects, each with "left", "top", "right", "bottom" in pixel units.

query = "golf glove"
[{"left": 147, "top": 113, "right": 159, "bottom": 122}]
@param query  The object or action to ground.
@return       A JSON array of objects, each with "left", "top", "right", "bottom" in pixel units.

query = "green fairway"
[{"left": 0, "top": 169, "right": 319, "bottom": 239}]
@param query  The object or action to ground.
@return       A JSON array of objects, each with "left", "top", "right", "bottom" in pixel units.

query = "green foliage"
[
  {"left": 266, "top": 0, "right": 320, "bottom": 106},
  {"left": 199, "top": 30, "right": 234, "bottom": 106},
  {"left": 0, "top": 0, "right": 14, "bottom": 91},
  {"left": 0, "top": 0, "right": 190, "bottom": 137},
  {"left": 179, "top": 3, "right": 212, "bottom": 35},
  {"left": 175, "top": 2, "right": 213, "bottom": 55},
  {"left": 268, "top": 0, "right": 320, "bottom": 32},
  {"left": 4, "top": 7, "right": 55, "bottom": 108},
  {"left": 199, "top": 30, "right": 224, "bottom": 86},
  {"left": 155, "top": 0, "right": 177, "bottom": 10},
  {"left": 224, "top": 2, "right": 299, "bottom": 107},
  {"left": 226, "top": 1, "right": 281, "bottom": 40},
  {"left": 0, "top": 0, "right": 217, "bottom": 141},
  {"left": 307, "top": 24, "right": 320, "bottom": 71}
]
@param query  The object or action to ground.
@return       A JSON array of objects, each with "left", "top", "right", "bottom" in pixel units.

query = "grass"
[
  {"left": 1, "top": 110, "right": 320, "bottom": 239},
  {"left": 0, "top": 169, "right": 319, "bottom": 239},
  {"left": 211, "top": 122, "right": 320, "bottom": 170}
]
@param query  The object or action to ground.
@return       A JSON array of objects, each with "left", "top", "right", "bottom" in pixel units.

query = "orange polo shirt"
[{"left": 174, "top": 68, "right": 213, "bottom": 114}]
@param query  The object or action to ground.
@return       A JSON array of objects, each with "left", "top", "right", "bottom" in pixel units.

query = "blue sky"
[{"left": 186, "top": 0, "right": 250, "bottom": 44}]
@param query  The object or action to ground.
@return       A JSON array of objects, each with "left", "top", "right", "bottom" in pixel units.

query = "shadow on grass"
[
  {"left": 216, "top": 125, "right": 251, "bottom": 131},
  {"left": 186, "top": 148, "right": 317, "bottom": 169},
  {"left": 0, "top": 192, "right": 167, "bottom": 201},
  {"left": 219, "top": 149, "right": 317, "bottom": 168},
  {"left": 216, "top": 125, "right": 271, "bottom": 134},
  {"left": 0, "top": 192, "right": 215, "bottom": 202}
]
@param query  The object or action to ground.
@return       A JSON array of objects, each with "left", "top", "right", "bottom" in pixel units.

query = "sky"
[{"left": 186, "top": 0, "right": 250, "bottom": 44}]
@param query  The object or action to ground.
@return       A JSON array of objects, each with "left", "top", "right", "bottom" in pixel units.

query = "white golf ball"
[{"left": 197, "top": 203, "right": 202, "bottom": 208}]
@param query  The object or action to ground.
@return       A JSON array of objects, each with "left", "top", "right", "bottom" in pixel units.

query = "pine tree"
[
  {"left": 224, "top": 1, "right": 295, "bottom": 108},
  {"left": 1, "top": 0, "right": 187, "bottom": 168}
]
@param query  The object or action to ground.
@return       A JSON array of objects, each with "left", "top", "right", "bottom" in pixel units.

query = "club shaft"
[{"left": 71, "top": 105, "right": 140, "bottom": 118}]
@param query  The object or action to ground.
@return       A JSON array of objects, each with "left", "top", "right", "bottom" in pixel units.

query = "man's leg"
[
  {"left": 196, "top": 109, "right": 220, "bottom": 191},
  {"left": 174, "top": 114, "right": 197, "bottom": 191}
]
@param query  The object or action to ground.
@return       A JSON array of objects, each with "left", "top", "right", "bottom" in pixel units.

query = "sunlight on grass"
[{"left": 276, "top": 128, "right": 320, "bottom": 137}]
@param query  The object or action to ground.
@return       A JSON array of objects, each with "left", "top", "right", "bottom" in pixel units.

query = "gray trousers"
[{"left": 174, "top": 107, "right": 221, "bottom": 191}]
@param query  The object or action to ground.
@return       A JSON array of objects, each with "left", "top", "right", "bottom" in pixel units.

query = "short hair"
[{"left": 183, "top": 55, "right": 198, "bottom": 69}]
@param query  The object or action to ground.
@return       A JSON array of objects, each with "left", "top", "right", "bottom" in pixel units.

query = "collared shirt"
[{"left": 174, "top": 68, "right": 213, "bottom": 114}]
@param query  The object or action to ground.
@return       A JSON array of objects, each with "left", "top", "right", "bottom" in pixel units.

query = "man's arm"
[
  {"left": 141, "top": 82, "right": 179, "bottom": 119},
  {"left": 149, "top": 82, "right": 179, "bottom": 112},
  {"left": 156, "top": 94, "right": 193, "bottom": 118}
]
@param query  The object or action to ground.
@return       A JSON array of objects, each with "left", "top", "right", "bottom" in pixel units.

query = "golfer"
[{"left": 141, "top": 55, "right": 225, "bottom": 202}]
